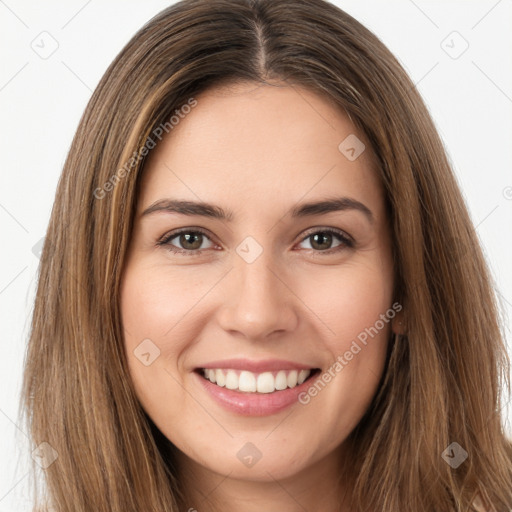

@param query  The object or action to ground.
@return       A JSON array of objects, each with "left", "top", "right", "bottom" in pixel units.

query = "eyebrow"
[{"left": 141, "top": 196, "right": 374, "bottom": 223}]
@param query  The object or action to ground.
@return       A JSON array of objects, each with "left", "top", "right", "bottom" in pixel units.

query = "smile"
[
  {"left": 200, "top": 368, "right": 315, "bottom": 393},
  {"left": 194, "top": 358, "right": 321, "bottom": 416}
]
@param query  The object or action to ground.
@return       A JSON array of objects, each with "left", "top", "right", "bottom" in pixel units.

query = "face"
[{"left": 120, "top": 81, "right": 396, "bottom": 485}]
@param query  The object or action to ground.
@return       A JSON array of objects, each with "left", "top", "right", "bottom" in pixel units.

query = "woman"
[{"left": 21, "top": 0, "right": 512, "bottom": 510}]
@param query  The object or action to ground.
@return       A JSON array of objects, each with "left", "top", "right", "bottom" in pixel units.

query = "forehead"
[{"left": 138, "top": 81, "right": 384, "bottom": 222}]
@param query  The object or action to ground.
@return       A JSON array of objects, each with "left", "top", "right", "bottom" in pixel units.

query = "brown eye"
[
  {"left": 298, "top": 228, "right": 353, "bottom": 253},
  {"left": 177, "top": 232, "right": 203, "bottom": 250},
  {"left": 158, "top": 229, "right": 215, "bottom": 255},
  {"left": 310, "top": 232, "right": 334, "bottom": 251}
]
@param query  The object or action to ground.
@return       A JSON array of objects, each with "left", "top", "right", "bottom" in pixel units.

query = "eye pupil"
[
  {"left": 311, "top": 232, "right": 332, "bottom": 250},
  {"left": 180, "top": 232, "right": 202, "bottom": 250}
]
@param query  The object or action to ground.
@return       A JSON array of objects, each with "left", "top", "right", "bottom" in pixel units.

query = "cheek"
[
  {"left": 119, "top": 263, "right": 204, "bottom": 428},
  {"left": 292, "top": 261, "right": 393, "bottom": 429},
  {"left": 119, "top": 263, "right": 189, "bottom": 395},
  {"left": 120, "top": 261, "right": 211, "bottom": 350},
  {"left": 295, "top": 258, "right": 393, "bottom": 347}
]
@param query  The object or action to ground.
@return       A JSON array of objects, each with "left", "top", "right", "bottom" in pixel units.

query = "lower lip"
[{"left": 194, "top": 370, "right": 318, "bottom": 416}]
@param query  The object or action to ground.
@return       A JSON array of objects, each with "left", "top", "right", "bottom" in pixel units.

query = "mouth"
[
  {"left": 195, "top": 367, "right": 321, "bottom": 394},
  {"left": 193, "top": 358, "right": 322, "bottom": 416}
]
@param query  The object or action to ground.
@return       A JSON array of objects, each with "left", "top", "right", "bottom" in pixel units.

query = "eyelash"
[{"left": 157, "top": 227, "right": 354, "bottom": 257}]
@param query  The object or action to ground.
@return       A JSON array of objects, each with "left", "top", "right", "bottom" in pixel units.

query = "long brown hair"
[{"left": 20, "top": 0, "right": 512, "bottom": 510}]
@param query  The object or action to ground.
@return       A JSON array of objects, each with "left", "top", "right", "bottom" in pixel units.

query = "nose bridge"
[
  {"left": 238, "top": 248, "right": 279, "bottom": 302},
  {"left": 217, "top": 240, "right": 297, "bottom": 339}
]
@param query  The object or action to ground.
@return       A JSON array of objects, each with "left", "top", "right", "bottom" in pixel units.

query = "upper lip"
[{"left": 196, "top": 358, "right": 317, "bottom": 373}]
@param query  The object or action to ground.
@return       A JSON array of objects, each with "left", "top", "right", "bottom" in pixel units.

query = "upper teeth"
[{"left": 202, "top": 369, "right": 312, "bottom": 393}]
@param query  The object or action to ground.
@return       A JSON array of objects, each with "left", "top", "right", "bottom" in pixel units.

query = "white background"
[{"left": 1, "top": 1, "right": 511, "bottom": 509}]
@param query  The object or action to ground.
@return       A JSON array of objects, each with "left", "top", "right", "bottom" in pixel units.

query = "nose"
[{"left": 216, "top": 250, "right": 298, "bottom": 341}]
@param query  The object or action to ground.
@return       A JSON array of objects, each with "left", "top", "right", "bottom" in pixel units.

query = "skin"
[{"left": 120, "top": 80, "right": 402, "bottom": 512}]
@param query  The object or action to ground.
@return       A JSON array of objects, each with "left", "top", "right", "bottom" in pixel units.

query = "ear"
[{"left": 391, "top": 309, "right": 407, "bottom": 335}]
